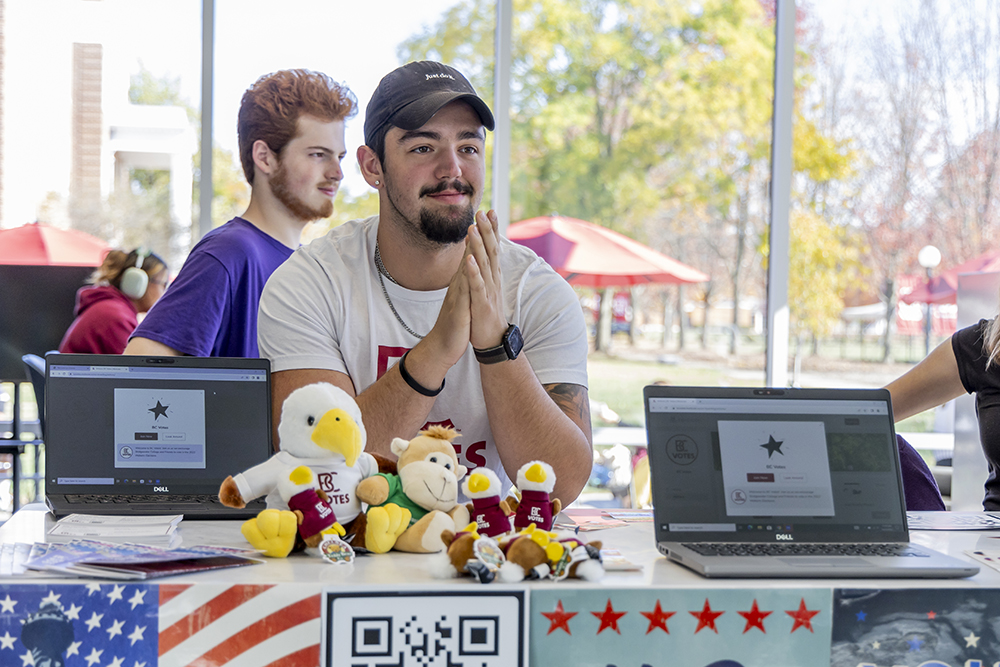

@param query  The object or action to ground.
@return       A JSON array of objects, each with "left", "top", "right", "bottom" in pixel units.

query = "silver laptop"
[
  {"left": 643, "top": 385, "right": 978, "bottom": 578},
  {"left": 44, "top": 354, "right": 272, "bottom": 519}
]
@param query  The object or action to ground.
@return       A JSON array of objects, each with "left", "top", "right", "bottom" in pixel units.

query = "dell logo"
[
  {"left": 775, "top": 533, "right": 794, "bottom": 541},
  {"left": 153, "top": 486, "right": 169, "bottom": 493}
]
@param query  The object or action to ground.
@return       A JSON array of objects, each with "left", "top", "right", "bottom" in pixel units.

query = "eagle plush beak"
[
  {"left": 311, "top": 408, "right": 362, "bottom": 466},
  {"left": 524, "top": 462, "right": 547, "bottom": 484},
  {"left": 467, "top": 472, "right": 491, "bottom": 494}
]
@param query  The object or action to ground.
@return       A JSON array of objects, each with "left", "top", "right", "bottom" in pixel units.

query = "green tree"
[
  {"left": 129, "top": 64, "right": 185, "bottom": 107},
  {"left": 303, "top": 189, "right": 381, "bottom": 242},
  {"left": 399, "top": 0, "right": 696, "bottom": 230},
  {"left": 401, "top": 0, "right": 856, "bottom": 353},
  {"left": 761, "top": 210, "right": 867, "bottom": 344},
  {"left": 197, "top": 144, "right": 250, "bottom": 233}
]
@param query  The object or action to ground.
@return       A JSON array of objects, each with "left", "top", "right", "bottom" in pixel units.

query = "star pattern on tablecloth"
[
  {"left": 541, "top": 600, "right": 577, "bottom": 635},
  {"left": 537, "top": 594, "right": 828, "bottom": 640},
  {"left": 786, "top": 598, "right": 820, "bottom": 633},
  {"left": 65, "top": 603, "right": 82, "bottom": 621},
  {"left": 107, "top": 585, "right": 125, "bottom": 605},
  {"left": 738, "top": 600, "right": 772, "bottom": 634},
  {"left": 592, "top": 599, "right": 627, "bottom": 635},
  {"left": 128, "top": 590, "right": 146, "bottom": 611},
  {"left": 690, "top": 599, "right": 725, "bottom": 634},
  {"left": 2, "top": 584, "right": 157, "bottom": 667},
  {"left": 640, "top": 600, "right": 675, "bottom": 634}
]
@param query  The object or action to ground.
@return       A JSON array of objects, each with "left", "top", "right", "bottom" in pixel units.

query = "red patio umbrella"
[
  {"left": 508, "top": 215, "right": 709, "bottom": 288},
  {"left": 0, "top": 221, "right": 110, "bottom": 266},
  {"left": 899, "top": 249, "right": 1000, "bottom": 305}
]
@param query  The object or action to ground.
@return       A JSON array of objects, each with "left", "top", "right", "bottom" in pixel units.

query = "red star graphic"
[
  {"left": 542, "top": 600, "right": 577, "bottom": 635},
  {"left": 592, "top": 599, "right": 627, "bottom": 635},
  {"left": 690, "top": 598, "right": 724, "bottom": 634},
  {"left": 640, "top": 600, "right": 676, "bottom": 634},
  {"left": 737, "top": 599, "right": 773, "bottom": 634},
  {"left": 786, "top": 598, "right": 821, "bottom": 633},
  {"left": 926, "top": 610, "right": 937, "bottom": 620}
]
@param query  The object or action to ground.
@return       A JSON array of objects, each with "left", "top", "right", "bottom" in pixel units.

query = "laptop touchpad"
[{"left": 779, "top": 557, "right": 868, "bottom": 567}]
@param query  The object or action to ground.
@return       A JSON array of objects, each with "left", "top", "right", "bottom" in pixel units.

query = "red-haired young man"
[{"left": 125, "top": 69, "right": 356, "bottom": 358}]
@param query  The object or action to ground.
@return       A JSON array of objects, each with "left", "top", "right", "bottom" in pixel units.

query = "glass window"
[
  {"left": 215, "top": 0, "right": 471, "bottom": 242},
  {"left": 3, "top": 0, "right": 202, "bottom": 267}
]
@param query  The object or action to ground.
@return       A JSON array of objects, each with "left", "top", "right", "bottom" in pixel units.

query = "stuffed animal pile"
[
  {"left": 435, "top": 523, "right": 604, "bottom": 583},
  {"left": 218, "top": 389, "right": 603, "bottom": 580}
]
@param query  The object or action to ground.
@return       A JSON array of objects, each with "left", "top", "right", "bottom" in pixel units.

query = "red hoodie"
[{"left": 58, "top": 285, "right": 138, "bottom": 355}]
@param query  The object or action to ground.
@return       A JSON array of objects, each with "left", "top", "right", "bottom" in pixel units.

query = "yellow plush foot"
[
  {"left": 365, "top": 503, "right": 412, "bottom": 554},
  {"left": 321, "top": 521, "right": 346, "bottom": 538},
  {"left": 241, "top": 509, "right": 298, "bottom": 558}
]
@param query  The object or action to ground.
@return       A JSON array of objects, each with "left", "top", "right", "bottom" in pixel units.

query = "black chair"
[
  {"left": 21, "top": 354, "right": 45, "bottom": 438},
  {"left": 14, "top": 354, "right": 48, "bottom": 510},
  {"left": 0, "top": 411, "right": 24, "bottom": 513}
]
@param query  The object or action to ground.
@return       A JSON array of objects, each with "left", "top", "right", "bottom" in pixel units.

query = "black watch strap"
[
  {"left": 474, "top": 344, "right": 509, "bottom": 364},
  {"left": 474, "top": 324, "right": 522, "bottom": 365}
]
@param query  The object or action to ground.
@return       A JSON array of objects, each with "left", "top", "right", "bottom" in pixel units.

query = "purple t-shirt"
[{"left": 131, "top": 218, "right": 293, "bottom": 357}]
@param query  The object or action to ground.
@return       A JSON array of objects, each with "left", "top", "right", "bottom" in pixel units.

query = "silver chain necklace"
[{"left": 375, "top": 242, "right": 425, "bottom": 340}]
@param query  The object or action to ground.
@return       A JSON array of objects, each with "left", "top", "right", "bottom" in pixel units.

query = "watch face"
[{"left": 504, "top": 325, "right": 524, "bottom": 359}]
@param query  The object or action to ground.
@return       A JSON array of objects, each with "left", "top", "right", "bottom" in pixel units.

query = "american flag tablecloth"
[{"left": 0, "top": 582, "right": 321, "bottom": 666}]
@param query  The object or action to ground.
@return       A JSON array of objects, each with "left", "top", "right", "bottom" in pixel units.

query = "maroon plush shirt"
[
  {"left": 287, "top": 488, "right": 338, "bottom": 538},
  {"left": 513, "top": 489, "right": 554, "bottom": 531},
  {"left": 470, "top": 495, "right": 511, "bottom": 537}
]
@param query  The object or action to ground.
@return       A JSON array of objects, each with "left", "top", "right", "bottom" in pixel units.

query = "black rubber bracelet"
[{"left": 398, "top": 350, "right": 444, "bottom": 397}]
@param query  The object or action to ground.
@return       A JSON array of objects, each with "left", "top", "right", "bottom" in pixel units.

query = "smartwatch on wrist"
[{"left": 474, "top": 324, "right": 523, "bottom": 364}]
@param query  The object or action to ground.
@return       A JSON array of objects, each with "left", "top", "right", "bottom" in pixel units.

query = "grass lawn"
[
  {"left": 585, "top": 353, "right": 938, "bottom": 434},
  {"left": 586, "top": 355, "right": 760, "bottom": 427}
]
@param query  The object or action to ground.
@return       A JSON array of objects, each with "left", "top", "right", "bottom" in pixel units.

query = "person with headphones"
[{"left": 58, "top": 248, "right": 169, "bottom": 355}]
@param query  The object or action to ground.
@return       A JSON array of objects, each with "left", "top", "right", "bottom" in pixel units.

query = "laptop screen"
[
  {"left": 45, "top": 355, "right": 272, "bottom": 496},
  {"left": 644, "top": 387, "right": 909, "bottom": 544}
]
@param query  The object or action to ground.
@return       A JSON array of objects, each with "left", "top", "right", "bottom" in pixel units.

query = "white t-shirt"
[
  {"left": 233, "top": 450, "right": 379, "bottom": 523},
  {"left": 258, "top": 215, "right": 588, "bottom": 494}
]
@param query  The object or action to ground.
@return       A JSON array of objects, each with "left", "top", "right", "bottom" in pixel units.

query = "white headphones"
[{"left": 120, "top": 249, "right": 150, "bottom": 299}]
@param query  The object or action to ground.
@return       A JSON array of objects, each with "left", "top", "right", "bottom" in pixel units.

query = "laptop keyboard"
[
  {"left": 682, "top": 542, "right": 929, "bottom": 557},
  {"left": 66, "top": 494, "right": 225, "bottom": 505}
]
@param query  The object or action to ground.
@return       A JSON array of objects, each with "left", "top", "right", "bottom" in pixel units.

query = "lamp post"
[{"left": 917, "top": 245, "right": 941, "bottom": 357}]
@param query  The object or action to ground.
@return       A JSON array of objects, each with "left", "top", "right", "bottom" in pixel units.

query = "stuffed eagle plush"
[{"left": 218, "top": 382, "right": 378, "bottom": 557}]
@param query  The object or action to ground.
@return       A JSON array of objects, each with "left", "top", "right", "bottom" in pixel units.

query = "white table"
[{"left": 2, "top": 505, "right": 999, "bottom": 666}]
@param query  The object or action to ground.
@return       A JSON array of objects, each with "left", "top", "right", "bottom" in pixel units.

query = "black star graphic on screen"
[
  {"left": 148, "top": 400, "right": 169, "bottom": 420},
  {"left": 759, "top": 435, "right": 784, "bottom": 458}
]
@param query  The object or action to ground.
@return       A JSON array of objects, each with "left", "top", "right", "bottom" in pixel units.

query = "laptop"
[
  {"left": 643, "top": 385, "right": 978, "bottom": 578},
  {"left": 44, "top": 354, "right": 272, "bottom": 519}
]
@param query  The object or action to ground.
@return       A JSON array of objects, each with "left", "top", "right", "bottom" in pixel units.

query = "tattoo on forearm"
[{"left": 544, "top": 383, "right": 590, "bottom": 423}]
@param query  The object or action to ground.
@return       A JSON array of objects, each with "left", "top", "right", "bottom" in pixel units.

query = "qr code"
[{"left": 323, "top": 590, "right": 526, "bottom": 667}]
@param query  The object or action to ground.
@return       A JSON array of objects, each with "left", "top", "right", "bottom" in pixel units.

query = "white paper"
[{"left": 54, "top": 513, "right": 183, "bottom": 527}]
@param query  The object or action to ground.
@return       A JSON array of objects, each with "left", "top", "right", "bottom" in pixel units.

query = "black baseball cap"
[{"left": 364, "top": 61, "right": 495, "bottom": 146}]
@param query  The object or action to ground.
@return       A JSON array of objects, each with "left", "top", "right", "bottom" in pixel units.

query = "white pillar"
[
  {"left": 198, "top": 0, "right": 216, "bottom": 242},
  {"left": 492, "top": 0, "right": 512, "bottom": 235},
  {"left": 765, "top": 0, "right": 794, "bottom": 388}
]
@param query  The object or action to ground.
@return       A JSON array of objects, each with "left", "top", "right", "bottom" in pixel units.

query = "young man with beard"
[
  {"left": 124, "top": 69, "right": 356, "bottom": 358},
  {"left": 258, "top": 61, "right": 592, "bottom": 503}
]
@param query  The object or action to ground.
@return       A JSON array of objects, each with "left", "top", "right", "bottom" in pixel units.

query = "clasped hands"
[{"left": 425, "top": 209, "right": 509, "bottom": 371}]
